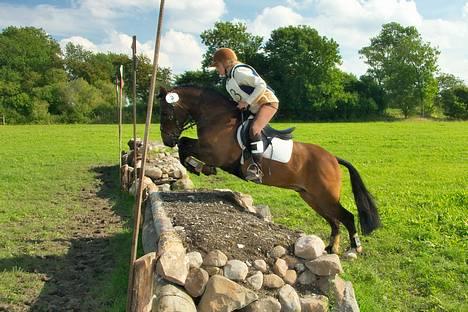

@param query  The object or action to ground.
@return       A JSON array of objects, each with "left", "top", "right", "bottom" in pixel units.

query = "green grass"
[
  {"left": 0, "top": 121, "right": 467, "bottom": 311},
  {"left": 189, "top": 121, "right": 468, "bottom": 312}
]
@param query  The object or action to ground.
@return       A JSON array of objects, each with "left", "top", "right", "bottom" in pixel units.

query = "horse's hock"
[{"left": 120, "top": 140, "right": 360, "bottom": 312}]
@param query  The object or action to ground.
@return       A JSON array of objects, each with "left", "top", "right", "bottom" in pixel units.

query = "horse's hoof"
[{"left": 343, "top": 248, "right": 359, "bottom": 260}]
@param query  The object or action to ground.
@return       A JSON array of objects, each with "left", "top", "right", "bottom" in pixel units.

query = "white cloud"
[
  {"left": 159, "top": 30, "right": 204, "bottom": 72},
  {"left": 249, "top": 6, "right": 304, "bottom": 37},
  {"left": 77, "top": 0, "right": 155, "bottom": 19},
  {"left": 286, "top": 0, "right": 315, "bottom": 9},
  {"left": 244, "top": 0, "right": 467, "bottom": 82},
  {"left": 165, "top": 0, "right": 226, "bottom": 33},
  {"left": 420, "top": 19, "right": 468, "bottom": 81},
  {"left": 59, "top": 29, "right": 203, "bottom": 74},
  {"left": 60, "top": 36, "right": 97, "bottom": 51},
  {"left": 0, "top": 3, "right": 108, "bottom": 36},
  {"left": 1, "top": 0, "right": 213, "bottom": 74}
]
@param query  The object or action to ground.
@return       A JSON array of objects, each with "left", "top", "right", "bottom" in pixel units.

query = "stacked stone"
[
  {"left": 126, "top": 141, "right": 360, "bottom": 311},
  {"left": 120, "top": 138, "right": 194, "bottom": 194},
  {"left": 144, "top": 189, "right": 359, "bottom": 312}
]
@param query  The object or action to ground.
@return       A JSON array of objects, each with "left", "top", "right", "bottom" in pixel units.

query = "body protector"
[{"left": 225, "top": 64, "right": 278, "bottom": 114}]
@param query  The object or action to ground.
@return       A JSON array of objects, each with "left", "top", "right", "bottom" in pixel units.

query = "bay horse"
[{"left": 158, "top": 85, "right": 380, "bottom": 254}]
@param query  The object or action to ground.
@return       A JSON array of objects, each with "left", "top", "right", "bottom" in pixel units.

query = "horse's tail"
[{"left": 336, "top": 157, "right": 381, "bottom": 235}]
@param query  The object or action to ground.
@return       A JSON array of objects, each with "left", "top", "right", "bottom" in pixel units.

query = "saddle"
[{"left": 237, "top": 114, "right": 295, "bottom": 164}]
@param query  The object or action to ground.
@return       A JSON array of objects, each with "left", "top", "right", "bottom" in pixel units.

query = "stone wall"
[{"left": 120, "top": 140, "right": 360, "bottom": 312}]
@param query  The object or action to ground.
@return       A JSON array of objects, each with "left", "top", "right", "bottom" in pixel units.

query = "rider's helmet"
[{"left": 211, "top": 48, "right": 238, "bottom": 67}]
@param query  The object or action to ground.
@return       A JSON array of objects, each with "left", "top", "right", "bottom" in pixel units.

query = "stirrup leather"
[{"left": 250, "top": 140, "right": 264, "bottom": 154}]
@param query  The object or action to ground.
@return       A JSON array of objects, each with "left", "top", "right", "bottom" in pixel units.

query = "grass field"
[{"left": 0, "top": 121, "right": 466, "bottom": 311}]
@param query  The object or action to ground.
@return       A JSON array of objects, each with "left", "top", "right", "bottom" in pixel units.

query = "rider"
[{"left": 211, "top": 48, "right": 279, "bottom": 183}]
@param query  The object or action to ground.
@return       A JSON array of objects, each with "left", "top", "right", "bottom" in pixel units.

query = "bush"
[{"left": 441, "top": 86, "right": 468, "bottom": 119}]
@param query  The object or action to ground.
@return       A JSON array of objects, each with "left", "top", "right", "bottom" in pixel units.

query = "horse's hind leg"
[
  {"left": 299, "top": 191, "right": 341, "bottom": 254},
  {"left": 336, "top": 203, "right": 362, "bottom": 253}
]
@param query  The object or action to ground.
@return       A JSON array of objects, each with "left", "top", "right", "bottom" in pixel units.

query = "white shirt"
[{"left": 225, "top": 64, "right": 267, "bottom": 112}]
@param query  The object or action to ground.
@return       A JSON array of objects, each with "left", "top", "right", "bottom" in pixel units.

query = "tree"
[
  {"left": 200, "top": 21, "right": 263, "bottom": 69},
  {"left": 437, "top": 75, "right": 468, "bottom": 119},
  {"left": 263, "top": 25, "right": 342, "bottom": 119},
  {"left": 440, "top": 86, "right": 468, "bottom": 119},
  {"left": 131, "top": 54, "right": 172, "bottom": 122},
  {"left": 175, "top": 70, "right": 224, "bottom": 94},
  {"left": 359, "top": 22, "right": 439, "bottom": 118},
  {"left": 436, "top": 73, "right": 465, "bottom": 92},
  {"left": 0, "top": 26, "right": 65, "bottom": 123}
]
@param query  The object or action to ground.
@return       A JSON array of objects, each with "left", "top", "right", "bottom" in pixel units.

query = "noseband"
[{"left": 160, "top": 95, "right": 195, "bottom": 142}]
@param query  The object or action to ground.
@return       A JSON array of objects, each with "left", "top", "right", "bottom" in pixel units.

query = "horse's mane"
[{"left": 174, "top": 84, "right": 233, "bottom": 104}]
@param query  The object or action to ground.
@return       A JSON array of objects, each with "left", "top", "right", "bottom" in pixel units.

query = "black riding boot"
[{"left": 246, "top": 133, "right": 264, "bottom": 183}]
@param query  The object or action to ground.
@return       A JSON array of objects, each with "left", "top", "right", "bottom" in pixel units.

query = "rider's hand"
[{"left": 237, "top": 100, "right": 249, "bottom": 110}]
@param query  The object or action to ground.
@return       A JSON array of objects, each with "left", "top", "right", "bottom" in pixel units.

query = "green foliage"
[
  {"left": 200, "top": 21, "right": 263, "bottom": 68},
  {"left": 435, "top": 73, "right": 467, "bottom": 119},
  {"left": 175, "top": 69, "right": 226, "bottom": 96},
  {"left": 0, "top": 26, "right": 63, "bottom": 123},
  {"left": 436, "top": 73, "right": 465, "bottom": 93},
  {"left": 359, "top": 22, "right": 440, "bottom": 118},
  {"left": 132, "top": 54, "right": 173, "bottom": 122},
  {"left": 0, "top": 22, "right": 463, "bottom": 123},
  {"left": 440, "top": 86, "right": 468, "bottom": 119},
  {"left": 264, "top": 25, "right": 346, "bottom": 119}
]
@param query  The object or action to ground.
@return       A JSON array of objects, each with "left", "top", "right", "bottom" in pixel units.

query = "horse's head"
[{"left": 159, "top": 86, "right": 191, "bottom": 147}]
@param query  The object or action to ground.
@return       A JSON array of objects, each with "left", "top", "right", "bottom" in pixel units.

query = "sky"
[{"left": 0, "top": 0, "right": 467, "bottom": 81}]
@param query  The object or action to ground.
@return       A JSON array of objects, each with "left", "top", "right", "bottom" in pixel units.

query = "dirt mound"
[{"left": 162, "top": 191, "right": 301, "bottom": 263}]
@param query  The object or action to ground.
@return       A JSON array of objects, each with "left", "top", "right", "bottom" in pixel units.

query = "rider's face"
[{"left": 215, "top": 63, "right": 226, "bottom": 76}]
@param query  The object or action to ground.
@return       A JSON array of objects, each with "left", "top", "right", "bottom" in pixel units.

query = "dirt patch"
[
  {"left": 161, "top": 191, "right": 302, "bottom": 262},
  {"left": 161, "top": 191, "right": 321, "bottom": 297},
  {"left": 18, "top": 166, "right": 128, "bottom": 312}
]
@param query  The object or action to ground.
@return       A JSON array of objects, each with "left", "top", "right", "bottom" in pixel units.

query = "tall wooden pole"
[
  {"left": 118, "top": 65, "right": 124, "bottom": 180},
  {"left": 126, "top": 1, "right": 165, "bottom": 310},
  {"left": 131, "top": 36, "right": 138, "bottom": 162},
  {"left": 115, "top": 69, "right": 121, "bottom": 179}
]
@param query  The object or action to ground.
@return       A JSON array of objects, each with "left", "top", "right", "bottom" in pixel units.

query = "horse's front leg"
[{"left": 178, "top": 137, "right": 217, "bottom": 176}]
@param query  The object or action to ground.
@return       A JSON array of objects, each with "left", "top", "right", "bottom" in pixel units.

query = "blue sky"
[{"left": 1, "top": 0, "right": 467, "bottom": 81}]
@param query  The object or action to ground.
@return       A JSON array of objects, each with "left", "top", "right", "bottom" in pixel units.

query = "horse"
[{"left": 158, "top": 85, "right": 381, "bottom": 254}]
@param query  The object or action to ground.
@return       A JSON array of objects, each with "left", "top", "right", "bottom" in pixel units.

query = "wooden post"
[
  {"left": 130, "top": 253, "right": 157, "bottom": 312},
  {"left": 132, "top": 36, "right": 138, "bottom": 168},
  {"left": 1, "top": 115, "right": 4, "bottom": 125},
  {"left": 126, "top": 1, "right": 166, "bottom": 311},
  {"left": 118, "top": 65, "right": 124, "bottom": 181}
]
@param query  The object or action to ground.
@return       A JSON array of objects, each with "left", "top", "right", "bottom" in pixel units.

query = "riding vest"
[{"left": 226, "top": 64, "right": 279, "bottom": 114}]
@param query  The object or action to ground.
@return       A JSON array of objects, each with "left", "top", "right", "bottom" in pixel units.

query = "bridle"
[{"left": 160, "top": 95, "right": 195, "bottom": 142}]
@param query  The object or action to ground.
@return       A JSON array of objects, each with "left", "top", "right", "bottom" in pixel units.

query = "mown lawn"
[{"left": 0, "top": 121, "right": 466, "bottom": 311}]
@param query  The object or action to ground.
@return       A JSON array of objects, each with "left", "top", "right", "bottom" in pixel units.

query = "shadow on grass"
[{"left": 0, "top": 165, "right": 135, "bottom": 311}]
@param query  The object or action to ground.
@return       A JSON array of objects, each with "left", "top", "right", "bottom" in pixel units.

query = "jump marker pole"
[
  {"left": 126, "top": 0, "right": 165, "bottom": 310},
  {"left": 118, "top": 65, "right": 124, "bottom": 182},
  {"left": 131, "top": 36, "right": 138, "bottom": 161}
]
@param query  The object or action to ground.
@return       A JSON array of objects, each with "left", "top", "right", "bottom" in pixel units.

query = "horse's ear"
[{"left": 158, "top": 87, "right": 167, "bottom": 99}]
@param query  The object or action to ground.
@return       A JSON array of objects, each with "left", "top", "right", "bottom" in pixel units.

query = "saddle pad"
[{"left": 236, "top": 122, "right": 293, "bottom": 164}]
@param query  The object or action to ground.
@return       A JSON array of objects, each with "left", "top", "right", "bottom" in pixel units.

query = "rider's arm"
[{"left": 234, "top": 67, "right": 267, "bottom": 105}]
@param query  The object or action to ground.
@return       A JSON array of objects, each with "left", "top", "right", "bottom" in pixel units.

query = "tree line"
[
  {"left": 0, "top": 26, "right": 172, "bottom": 124},
  {"left": 0, "top": 23, "right": 466, "bottom": 124}
]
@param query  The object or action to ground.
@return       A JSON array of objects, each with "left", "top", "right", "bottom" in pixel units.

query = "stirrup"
[{"left": 245, "top": 163, "right": 263, "bottom": 183}]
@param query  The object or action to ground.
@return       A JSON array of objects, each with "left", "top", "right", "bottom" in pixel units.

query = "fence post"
[{"left": 126, "top": 0, "right": 166, "bottom": 311}]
